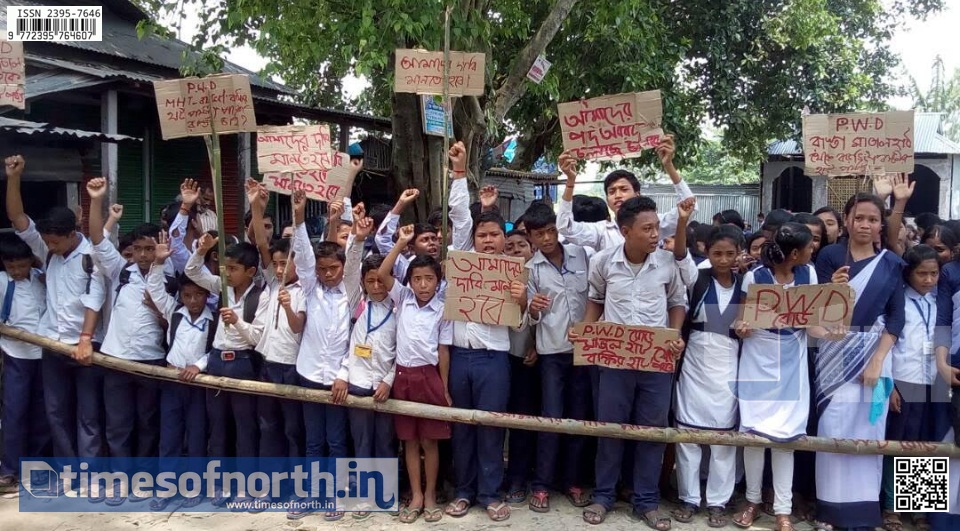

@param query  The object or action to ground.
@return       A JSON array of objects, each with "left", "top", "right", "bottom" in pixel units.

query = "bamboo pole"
[
  {"left": 202, "top": 88, "right": 230, "bottom": 306},
  {"left": 2, "top": 324, "right": 956, "bottom": 458},
  {"left": 440, "top": 5, "right": 452, "bottom": 262}
]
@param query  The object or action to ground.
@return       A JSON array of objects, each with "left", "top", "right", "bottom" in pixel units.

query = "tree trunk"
[{"left": 391, "top": 92, "right": 441, "bottom": 220}]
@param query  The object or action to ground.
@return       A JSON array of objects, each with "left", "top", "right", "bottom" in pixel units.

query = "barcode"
[{"left": 16, "top": 18, "right": 97, "bottom": 34}]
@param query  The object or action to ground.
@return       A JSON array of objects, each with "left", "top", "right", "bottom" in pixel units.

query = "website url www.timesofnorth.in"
[{"left": 224, "top": 498, "right": 336, "bottom": 512}]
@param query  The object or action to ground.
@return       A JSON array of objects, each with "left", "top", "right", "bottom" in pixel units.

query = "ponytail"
[{"left": 761, "top": 222, "right": 813, "bottom": 267}]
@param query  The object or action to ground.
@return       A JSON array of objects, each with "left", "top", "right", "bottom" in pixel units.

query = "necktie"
[{"left": 1, "top": 280, "right": 15, "bottom": 323}]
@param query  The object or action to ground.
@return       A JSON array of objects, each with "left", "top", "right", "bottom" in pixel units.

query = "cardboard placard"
[
  {"left": 443, "top": 251, "right": 528, "bottom": 327},
  {"left": 802, "top": 111, "right": 915, "bottom": 176},
  {"left": 742, "top": 283, "right": 854, "bottom": 329},
  {"left": 256, "top": 124, "right": 332, "bottom": 173},
  {"left": 571, "top": 322, "right": 679, "bottom": 372},
  {"left": 261, "top": 151, "right": 352, "bottom": 202},
  {"left": 394, "top": 49, "right": 485, "bottom": 96},
  {"left": 558, "top": 90, "right": 663, "bottom": 161},
  {"left": 0, "top": 39, "right": 25, "bottom": 109},
  {"left": 153, "top": 74, "right": 258, "bottom": 140}
]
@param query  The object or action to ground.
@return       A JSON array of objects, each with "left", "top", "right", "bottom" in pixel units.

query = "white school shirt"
[
  {"left": 16, "top": 219, "right": 106, "bottom": 345},
  {"left": 389, "top": 281, "right": 453, "bottom": 367},
  {"left": 338, "top": 297, "right": 398, "bottom": 389},
  {"left": 0, "top": 269, "right": 46, "bottom": 359},
  {"left": 93, "top": 239, "right": 166, "bottom": 361},
  {"left": 526, "top": 244, "right": 592, "bottom": 355},
  {"left": 256, "top": 277, "right": 305, "bottom": 365},
  {"left": 555, "top": 180, "right": 694, "bottom": 252},
  {"left": 185, "top": 249, "right": 269, "bottom": 351},
  {"left": 893, "top": 287, "right": 937, "bottom": 385},
  {"left": 168, "top": 212, "right": 191, "bottom": 274},
  {"left": 293, "top": 224, "right": 362, "bottom": 385},
  {"left": 587, "top": 245, "right": 687, "bottom": 328},
  {"left": 146, "top": 263, "right": 213, "bottom": 371}
]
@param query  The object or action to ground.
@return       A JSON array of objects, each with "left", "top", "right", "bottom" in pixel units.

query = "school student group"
[{"left": 0, "top": 136, "right": 958, "bottom": 530}]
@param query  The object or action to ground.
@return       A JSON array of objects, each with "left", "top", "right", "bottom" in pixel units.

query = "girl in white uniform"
[
  {"left": 733, "top": 223, "right": 818, "bottom": 531},
  {"left": 672, "top": 225, "right": 745, "bottom": 527}
]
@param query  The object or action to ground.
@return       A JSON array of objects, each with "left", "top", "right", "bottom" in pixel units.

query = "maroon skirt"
[{"left": 391, "top": 364, "right": 451, "bottom": 441}]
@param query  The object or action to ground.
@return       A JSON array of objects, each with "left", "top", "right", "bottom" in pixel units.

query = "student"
[
  {"left": 881, "top": 245, "right": 941, "bottom": 531},
  {"left": 186, "top": 233, "right": 268, "bottom": 508},
  {"left": 933, "top": 247, "right": 960, "bottom": 531},
  {"left": 921, "top": 225, "right": 958, "bottom": 265},
  {"left": 502, "top": 228, "right": 538, "bottom": 505},
  {"left": 444, "top": 142, "right": 528, "bottom": 523},
  {"left": 742, "top": 232, "right": 766, "bottom": 272},
  {"left": 578, "top": 196, "right": 687, "bottom": 528},
  {"left": 733, "top": 222, "right": 817, "bottom": 531},
  {"left": 713, "top": 209, "right": 745, "bottom": 231},
  {"left": 245, "top": 184, "right": 305, "bottom": 465},
  {"left": 523, "top": 203, "right": 593, "bottom": 512},
  {"left": 792, "top": 213, "right": 826, "bottom": 258},
  {"left": 378, "top": 224, "right": 452, "bottom": 524},
  {"left": 556, "top": 135, "right": 693, "bottom": 252},
  {"left": 812, "top": 193, "right": 905, "bottom": 531},
  {"left": 88, "top": 179, "right": 167, "bottom": 491},
  {"left": 288, "top": 167, "right": 363, "bottom": 522},
  {"left": 0, "top": 235, "right": 48, "bottom": 493},
  {"left": 760, "top": 209, "right": 793, "bottom": 241},
  {"left": 146, "top": 234, "right": 214, "bottom": 511},
  {"left": 672, "top": 218, "right": 744, "bottom": 528},
  {"left": 6, "top": 155, "right": 106, "bottom": 498}
]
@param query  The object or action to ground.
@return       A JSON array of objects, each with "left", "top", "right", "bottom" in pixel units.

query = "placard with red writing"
[
  {"left": 802, "top": 111, "right": 915, "bottom": 177},
  {"left": 256, "top": 124, "right": 333, "bottom": 173},
  {"left": 0, "top": 39, "right": 25, "bottom": 109},
  {"left": 558, "top": 90, "right": 663, "bottom": 161},
  {"left": 262, "top": 151, "right": 352, "bottom": 202},
  {"left": 443, "top": 251, "right": 528, "bottom": 327},
  {"left": 394, "top": 49, "right": 485, "bottom": 97},
  {"left": 571, "top": 322, "right": 678, "bottom": 373},
  {"left": 742, "top": 283, "right": 853, "bottom": 330},
  {"left": 154, "top": 74, "right": 258, "bottom": 140}
]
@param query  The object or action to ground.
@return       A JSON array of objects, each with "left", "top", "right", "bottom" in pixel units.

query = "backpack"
[
  {"left": 678, "top": 267, "right": 743, "bottom": 377},
  {"left": 169, "top": 305, "right": 218, "bottom": 354},
  {"left": 44, "top": 251, "right": 94, "bottom": 293}
]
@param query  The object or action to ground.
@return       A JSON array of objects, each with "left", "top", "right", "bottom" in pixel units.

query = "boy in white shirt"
[
  {"left": 0, "top": 235, "right": 48, "bottom": 492},
  {"left": 146, "top": 234, "right": 214, "bottom": 511},
  {"left": 6, "top": 155, "right": 106, "bottom": 498}
]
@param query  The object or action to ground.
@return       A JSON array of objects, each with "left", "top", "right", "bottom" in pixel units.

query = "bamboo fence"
[{"left": 1, "top": 324, "right": 957, "bottom": 458}]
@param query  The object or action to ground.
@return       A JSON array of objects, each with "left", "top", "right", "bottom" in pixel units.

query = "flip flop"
[
  {"left": 529, "top": 490, "right": 550, "bottom": 513},
  {"left": 707, "top": 506, "right": 729, "bottom": 528},
  {"left": 566, "top": 486, "right": 591, "bottom": 507},
  {"left": 445, "top": 497, "right": 471, "bottom": 517},
  {"left": 424, "top": 506, "right": 443, "bottom": 522},
  {"left": 486, "top": 501, "right": 510, "bottom": 522},
  {"left": 399, "top": 505, "right": 422, "bottom": 524},
  {"left": 672, "top": 502, "right": 699, "bottom": 523},
  {"left": 583, "top": 503, "right": 608, "bottom": 525},
  {"left": 636, "top": 509, "right": 672, "bottom": 531}
]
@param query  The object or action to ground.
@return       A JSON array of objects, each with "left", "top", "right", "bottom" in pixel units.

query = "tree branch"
[{"left": 491, "top": 0, "right": 579, "bottom": 123}]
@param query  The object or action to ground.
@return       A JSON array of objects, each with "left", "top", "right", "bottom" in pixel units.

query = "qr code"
[{"left": 894, "top": 457, "right": 949, "bottom": 512}]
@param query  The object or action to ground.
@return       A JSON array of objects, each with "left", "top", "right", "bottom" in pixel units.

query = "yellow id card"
[{"left": 354, "top": 344, "right": 373, "bottom": 358}]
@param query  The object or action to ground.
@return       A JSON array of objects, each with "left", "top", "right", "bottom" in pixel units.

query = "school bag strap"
[
  {"left": 169, "top": 305, "right": 217, "bottom": 355},
  {"left": 242, "top": 283, "right": 265, "bottom": 324},
  {"left": 44, "top": 250, "right": 95, "bottom": 294}
]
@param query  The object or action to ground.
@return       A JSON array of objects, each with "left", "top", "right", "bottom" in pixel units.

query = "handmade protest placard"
[
  {"left": 262, "top": 151, "right": 352, "bottom": 202},
  {"left": 443, "top": 251, "right": 528, "bottom": 327},
  {"left": 571, "top": 322, "right": 679, "bottom": 373},
  {"left": 394, "top": 49, "right": 485, "bottom": 97},
  {"left": 154, "top": 74, "right": 258, "bottom": 140},
  {"left": 742, "top": 283, "right": 854, "bottom": 329},
  {"left": 802, "top": 111, "right": 915, "bottom": 176},
  {"left": 256, "top": 125, "right": 332, "bottom": 173},
  {"left": 558, "top": 90, "right": 664, "bottom": 161},
  {"left": 0, "top": 39, "right": 25, "bottom": 109}
]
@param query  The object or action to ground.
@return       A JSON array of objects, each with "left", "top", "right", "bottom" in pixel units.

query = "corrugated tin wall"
[{"left": 645, "top": 184, "right": 761, "bottom": 227}]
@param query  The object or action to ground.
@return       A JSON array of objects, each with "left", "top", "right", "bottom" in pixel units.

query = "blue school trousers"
[
  {"left": 1, "top": 353, "right": 49, "bottom": 477},
  {"left": 449, "top": 347, "right": 510, "bottom": 507},
  {"left": 41, "top": 349, "right": 104, "bottom": 460},
  {"left": 505, "top": 354, "right": 539, "bottom": 491},
  {"left": 347, "top": 384, "right": 395, "bottom": 458},
  {"left": 593, "top": 367, "right": 673, "bottom": 514},
  {"left": 159, "top": 381, "right": 207, "bottom": 458},
  {"left": 104, "top": 359, "right": 165, "bottom": 458},
  {"left": 206, "top": 350, "right": 259, "bottom": 458},
  {"left": 258, "top": 361, "right": 303, "bottom": 459},
  {"left": 532, "top": 353, "right": 592, "bottom": 492},
  {"left": 299, "top": 376, "right": 348, "bottom": 458}
]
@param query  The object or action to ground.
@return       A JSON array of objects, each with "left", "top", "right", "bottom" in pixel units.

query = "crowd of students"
[{"left": 0, "top": 138, "right": 958, "bottom": 530}]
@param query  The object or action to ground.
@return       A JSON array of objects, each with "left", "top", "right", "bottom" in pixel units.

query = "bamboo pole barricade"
[{"left": 2, "top": 323, "right": 957, "bottom": 458}]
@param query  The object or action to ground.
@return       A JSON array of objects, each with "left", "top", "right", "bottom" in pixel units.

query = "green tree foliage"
[
  {"left": 908, "top": 56, "right": 960, "bottom": 142},
  {"left": 134, "top": 0, "right": 941, "bottom": 208}
]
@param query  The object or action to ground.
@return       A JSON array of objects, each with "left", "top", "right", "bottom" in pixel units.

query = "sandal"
[
  {"left": 530, "top": 490, "right": 550, "bottom": 513},
  {"left": 883, "top": 511, "right": 904, "bottom": 531},
  {"left": 774, "top": 514, "right": 795, "bottom": 531},
  {"left": 323, "top": 511, "right": 344, "bottom": 521},
  {"left": 505, "top": 487, "right": 526, "bottom": 504},
  {"left": 424, "top": 506, "right": 443, "bottom": 522},
  {"left": 486, "top": 501, "right": 511, "bottom": 522},
  {"left": 583, "top": 503, "right": 608, "bottom": 525},
  {"left": 637, "top": 509, "right": 672, "bottom": 531},
  {"left": 707, "top": 506, "right": 729, "bottom": 528},
  {"left": 181, "top": 496, "right": 203, "bottom": 509},
  {"left": 810, "top": 520, "right": 834, "bottom": 531},
  {"left": 672, "top": 502, "right": 699, "bottom": 523},
  {"left": 566, "top": 486, "right": 590, "bottom": 508},
  {"left": 352, "top": 511, "right": 371, "bottom": 520},
  {"left": 399, "top": 505, "right": 422, "bottom": 524},
  {"left": 733, "top": 502, "right": 761, "bottom": 528},
  {"left": 445, "top": 497, "right": 471, "bottom": 518},
  {"left": 914, "top": 515, "right": 931, "bottom": 531}
]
